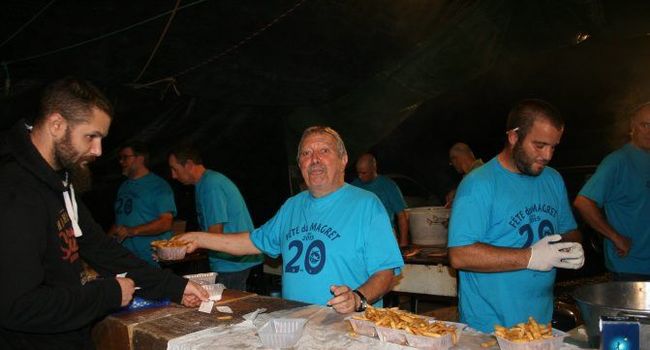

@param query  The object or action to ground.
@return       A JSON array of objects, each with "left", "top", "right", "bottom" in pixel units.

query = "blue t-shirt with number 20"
[
  {"left": 250, "top": 183, "right": 404, "bottom": 306},
  {"left": 116, "top": 173, "right": 177, "bottom": 266},
  {"left": 448, "top": 157, "right": 577, "bottom": 333}
]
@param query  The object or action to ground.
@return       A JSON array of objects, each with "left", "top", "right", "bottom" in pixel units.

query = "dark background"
[{"left": 1, "top": 1, "right": 649, "bottom": 254}]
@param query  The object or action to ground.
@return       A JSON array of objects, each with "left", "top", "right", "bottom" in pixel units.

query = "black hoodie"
[{"left": 0, "top": 120, "right": 188, "bottom": 349}]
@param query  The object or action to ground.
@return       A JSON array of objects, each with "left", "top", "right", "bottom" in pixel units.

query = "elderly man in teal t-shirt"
[{"left": 575, "top": 103, "right": 650, "bottom": 281}]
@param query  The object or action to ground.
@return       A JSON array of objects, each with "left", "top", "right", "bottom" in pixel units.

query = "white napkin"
[{"left": 235, "top": 308, "right": 267, "bottom": 328}]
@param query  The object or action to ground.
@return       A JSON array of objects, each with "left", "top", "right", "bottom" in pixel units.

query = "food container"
[
  {"left": 407, "top": 206, "right": 450, "bottom": 246},
  {"left": 155, "top": 245, "right": 187, "bottom": 260},
  {"left": 347, "top": 317, "right": 377, "bottom": 337},
  {"left": 495, "top": 330, "right": 567, "bottom": 350},
  {"left": 202, "top": 283, "right": 225, "bottom": 301},
  {"left": 404, "top": 321, "right": 465, "bottom": 350},
  {"left": 151, "top": 240, "right": 187, "bottom": 260},
  {"left": 573, "top": 281, "right": 650, "bottom": 348},
  {"left": 258, "top": 318, "right": 307, "bottom": 348},
  {"left": 405, "top": 332, "right": 454, "bottom": 350},
  {"left": 183, "top": 272, "right": 218, "bottom": 285},
  {"left": 375, "top": 325, "right": 408, "bottom": 345}
]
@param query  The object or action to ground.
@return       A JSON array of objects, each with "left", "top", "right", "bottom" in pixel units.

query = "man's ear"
[
  {"left": 507, "top": 129, "right": 519, "bottom": 147},
  {"left": 46, "top": 113, "right": 67, "bottom": 138}
]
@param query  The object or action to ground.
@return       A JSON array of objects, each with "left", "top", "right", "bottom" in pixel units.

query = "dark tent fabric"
[{"left": 2, "top": 0, "right": 650, "bottom": 226}]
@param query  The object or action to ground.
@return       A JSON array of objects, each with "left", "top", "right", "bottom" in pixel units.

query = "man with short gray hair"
[
  {"left": 175, "top": 126, "right": 404, "bottom": 314},
  {"left": 574, "top": 102, "right": 650, "bottom": 281}
]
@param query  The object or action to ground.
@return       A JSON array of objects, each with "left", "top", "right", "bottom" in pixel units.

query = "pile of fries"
[
  {"left": 150, "top": 239, "right": 187, "bottom": 248},
  {"left": 353, "top": 306, "right": 458, "bottom": 343},
  {"left": 494, "top": 316, "right": 554, "bottom": 343}
]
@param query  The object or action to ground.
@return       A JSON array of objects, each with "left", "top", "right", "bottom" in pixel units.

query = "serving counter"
[
  {"left": 92, "top": 291, "right": 592, "bottom": 349},
  {"left": 92, "top": 290, "right": 306, "bottom": 349}
]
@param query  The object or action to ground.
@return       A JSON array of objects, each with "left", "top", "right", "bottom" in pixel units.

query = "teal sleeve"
[
  {"left": 386, "top": 179, "right": 407, "bottom": 213},
  {"left": 201, "top": 183, "right": 228, "bottom": 226},
  {"left": 448, "top": 177, "right": 492, "bottom": 247},
  {"left": 250, "top": 206, "right": 285, "bottom": 258},
  {"left": 578, "top": 154, "right": 621, "bottom": 207},
  {"left": 154, "top": 183, "right": 177, "bottom": 217},
  {"left": 555, "top": 175, "right": 577, "bottom": 234},
  {"left": 363, "top": 197, "right": 404, "bottom": 276}
]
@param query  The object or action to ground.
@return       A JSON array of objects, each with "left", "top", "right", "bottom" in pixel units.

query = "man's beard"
[
  {"left": 512, "top": 140, "right": 544, "bottom": 176},
  {"left": 54, "top": 129, "right": 94, "bottom": 193}
]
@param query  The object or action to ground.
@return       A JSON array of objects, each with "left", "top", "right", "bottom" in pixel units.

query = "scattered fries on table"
[
  {"left": 480, "top": 338, "right": 497, "bottom": 348},
  {"left": 352, "top": 306, "right": 458, "bottom": 343},
  {"left": 494, "top": 316, "right": 553, "bottom": 343}
]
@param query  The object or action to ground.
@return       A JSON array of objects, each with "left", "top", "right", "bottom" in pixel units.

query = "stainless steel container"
[
  {"left": 573, "top": 282, "right": 650, "bottom": 347},
  {"left": 406, "top": 206, "right": 449, "bottom": 246}
]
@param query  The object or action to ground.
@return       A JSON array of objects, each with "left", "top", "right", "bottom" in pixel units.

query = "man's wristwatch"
[{"left": 352, "top": 289, "right": 368, "bottom": 312}]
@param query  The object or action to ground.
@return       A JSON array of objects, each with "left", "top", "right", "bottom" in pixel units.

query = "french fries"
[
  {"left": 150, "top": 239, "right": 187, "bottom": 248},
  {"left": 480, "top": 338, "right": 497, "bottom": 348},
  {"left": 494, "top": 316, "right": 554, "bottom": 343},
  {"left": 352, "top": 306, "right": 458, "bottom": 343}
]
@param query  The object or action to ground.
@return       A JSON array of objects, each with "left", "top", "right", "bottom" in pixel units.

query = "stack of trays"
[{"left": 183, "top": 272, "right": 218, "bottom": 285}]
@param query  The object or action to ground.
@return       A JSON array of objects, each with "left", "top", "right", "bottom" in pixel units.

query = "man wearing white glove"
[
  {"left": 448, "top": 99, "right": 584, "bottom": 333},
  {"left": 528, "top": 234, "right": 585, "bottom": 271}
]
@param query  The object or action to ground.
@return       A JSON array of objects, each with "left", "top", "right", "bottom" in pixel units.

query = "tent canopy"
[{"left": 2, "top": 0, "right": 650, "bottom": 224}]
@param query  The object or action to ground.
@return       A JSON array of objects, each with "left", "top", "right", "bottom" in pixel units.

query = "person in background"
[
  {"left": 168, "top": 145, "right": 263, "bottom": 291},
  {"left": 445, "top": 142, "right": 483, "bottom": 208},
  {"left": 174, "top": 126, "right": 404, "bottom": 314},
  {"left": 351, "top": 153, "right": 409, "bottom": 247},
  {"left": 574, "top": 102, "right": 650, "bottom": 281},
  {"left": 448, "top": 99, "right": 585, "bottom": 333},
  {"left": 0, "top": 78, "right": 207, "bottom": 349},
  {"left": 108, "top": 142, "right": 177, "bottom": 266}
]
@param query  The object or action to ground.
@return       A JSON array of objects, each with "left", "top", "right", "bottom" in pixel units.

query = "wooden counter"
[
  {"left": 92, "top": 289, "right": 307, "bottom": 350},
  {"left": 93, "top": 292, "right": 593, "bottom": 349}
]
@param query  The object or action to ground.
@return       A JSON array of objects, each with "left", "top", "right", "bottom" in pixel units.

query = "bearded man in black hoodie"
[{"left": 0, "top": 78, "right": 208, "bottom": 349}]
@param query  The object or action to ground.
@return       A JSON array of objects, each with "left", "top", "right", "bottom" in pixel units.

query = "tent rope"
[
  {"left": 133, "top": 0, "right": 182, "bottom": 83},
  {"left": 130, "top": 0, "right": 307, "bottom": 90},
  {"left": 3, "top": 0, "right": 209, "bottom": 65},
  {"left": 0, "top": 0, "right": 57, "bottom": 50}
]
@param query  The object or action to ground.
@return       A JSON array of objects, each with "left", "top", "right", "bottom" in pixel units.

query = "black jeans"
[{"left": 218, "top": 268, "right": 252, "bottom": 291}]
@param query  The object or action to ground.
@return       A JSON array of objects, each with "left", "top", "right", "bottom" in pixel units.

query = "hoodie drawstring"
[{"left": 62, "top": 176, "right": 83, "bottom": 237}]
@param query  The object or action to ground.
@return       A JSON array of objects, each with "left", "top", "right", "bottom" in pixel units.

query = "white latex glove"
[
  {"left": 562, "top": 243, "right": 585, "bottom": 269},
  {"left": 527, "top": 234, "right": 585, "bottom": 271}
]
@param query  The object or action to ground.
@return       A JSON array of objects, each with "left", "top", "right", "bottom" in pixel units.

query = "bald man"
[
  {"left": 446, "top": 143, "right": 484, "bottom": 207},
  {"left": 351, "top": 153, "right": 409, "bottom": 247},
  {"left": 574, "top": 102, "right": 650, "bottom": 281},
  {"left": 449, "top": 143, "right": 484, "bottom": 175}
]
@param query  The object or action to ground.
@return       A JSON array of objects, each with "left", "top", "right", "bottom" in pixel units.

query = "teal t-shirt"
[
  {"left": 448, "top": 157, "right": 577, "bottom": 332},
  {"left": 250, "top": 184, "right": 404, "bottom": 306},
  {"left": 350, "top": 175, "right": 407, "bottom": 229},
  {"left": 195, "top": 170, "right": 263, "bottom": 272},
  {"left": 579, "top": 143, "right": 650, "bottom": 275},
  {"left": 115, "top": 173, "right": 176, "bottom": 266}
]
